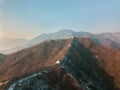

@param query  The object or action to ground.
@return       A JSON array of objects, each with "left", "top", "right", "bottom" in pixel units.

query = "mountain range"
[
  {"left": 0, "top": 30, "right": 120, "bottom": 54},
  {"left": 0, "top": 36, "right": 120, "bottom": 90},
  {"left": 0, "top": 38, "right": 28, "bottom": 54},
  {"left": 27, "top": 30, "right": 120, "bottom": 50}
]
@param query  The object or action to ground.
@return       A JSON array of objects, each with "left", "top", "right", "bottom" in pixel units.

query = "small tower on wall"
[{"left": 56, "top": 60, "right": 60, "bottom": 65}]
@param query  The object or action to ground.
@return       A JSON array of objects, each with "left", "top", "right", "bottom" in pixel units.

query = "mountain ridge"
[{"left": 0, "top": 37, "right": 120, "bottom": 90}]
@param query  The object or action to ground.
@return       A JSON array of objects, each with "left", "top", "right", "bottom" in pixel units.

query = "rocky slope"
[
  {"left": 0, "top": 38, "right": 120, "bottom": 90},
  {"left": 8, "top": 68, "right": 84, "bottom": 90}
]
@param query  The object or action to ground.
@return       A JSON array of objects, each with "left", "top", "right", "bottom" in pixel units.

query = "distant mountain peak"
[{"left": 57, "top": 29, "right": 74, "bottom": 32}]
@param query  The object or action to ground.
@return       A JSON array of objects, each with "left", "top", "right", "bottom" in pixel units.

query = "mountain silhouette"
[{"left": 1, "top": 30, "right": 120, "bottom": 54}]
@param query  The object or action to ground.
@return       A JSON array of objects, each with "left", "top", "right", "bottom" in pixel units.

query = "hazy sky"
[{"left": 0, "top": 0, "right": 120, "bottom": 39}]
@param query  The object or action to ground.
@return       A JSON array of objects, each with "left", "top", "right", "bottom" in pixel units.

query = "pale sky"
[{"left": 0, "top": 0, "right": 120, "bottom": 39}]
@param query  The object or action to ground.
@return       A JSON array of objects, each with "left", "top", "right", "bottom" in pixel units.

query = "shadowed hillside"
[
  {"left": 0, "top": 54, "right": 5, "bottom": 62},
  {"left": 60, "top": 38, "right": 116, "bottom": 90},
  {"left": 77, "top": 38, "right": 120, "bottom": 89}
]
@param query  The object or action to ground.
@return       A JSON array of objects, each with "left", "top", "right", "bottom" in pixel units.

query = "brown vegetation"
[
  {"left": 0, "top": 39, "right": 72, "bottom": 85},
  {"left": 0, "top": 37, "right": 120, "bottom": 89},
  {"left": 77, "top": 38, "right": 120, "bottom": 89}
]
